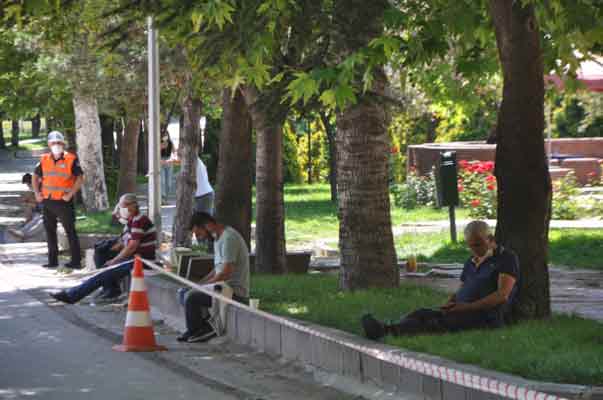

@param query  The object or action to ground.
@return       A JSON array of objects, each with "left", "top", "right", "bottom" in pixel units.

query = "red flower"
[
  {"left": 390, "top": 146, "right": 399, "bottom": 154},
  {"left": 459, "top": 160, "right": 469, "bottom": 169},
  {"left": 471, "top": 199, "right": 481, "bottom": 207},
  {"left": 483, "top": 161, "right": 495, "bottom": 172},
  {"left": 487, "top": 184, "right": 496, "bottom": 191},
  {"left": 458, "top": 184, "right": 464, "bottom": 192},
  {"left": 486, "top": 175, "right": 496, "bottom": 183}
]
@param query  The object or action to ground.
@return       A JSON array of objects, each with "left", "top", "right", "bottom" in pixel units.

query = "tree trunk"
[
  {"left": 320, "top": 111, "right": 337, "bottom": 203},
  {"left": 489, "top": 0, "right": 551, "bottom": 319},
  {"left": 334, "top": 0, "right": 398, "bottom": 290},
  {"left": 0, "top": 113, "right": 5, "bottom": 149},
  {"left": 172, "top": 75, "right": 201, "bottom": 247},
  {"left": 117, "top": 116, "right": 140, "bottom": 197},
  {"left": 307, "top": 128, "right": 312, "bottom": 184},
  {"left": 100, "top": 114, "right": 116, "bottom": 169},
  {"left": 242, "top": 86, "right": 287, "bottom": 274},
  {"left": 72, "top": 90, "right": 110, "bottom": 212},
  {"left": 31, "top": 114, "right": 41, "bottom": 139},
  {"left": 214, "top": 88, "right": 253, "bottom": 248},
  {"left": 11, "top": 120, "right": 19, "bottom": 147}
]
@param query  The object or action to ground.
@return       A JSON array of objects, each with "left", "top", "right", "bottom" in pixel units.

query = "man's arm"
[
  {"left": 32, "top": 173, "right": 43, "bottom": 203},
  {"left": 63, "top": 175, "right": 84, "bottom": 202},
  {"left": 446, "top": 273, "right": 516, "bottom": 313},
  {"left": 204, "top": 263, "right": 234, "bottom": 284},
  {"left": 105, "top": 239, "right": 139, "bottom": 266}
]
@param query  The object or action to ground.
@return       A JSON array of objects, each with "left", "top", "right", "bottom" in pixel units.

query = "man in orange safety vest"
[{"left": 32, "top": 131, "right": 84, "bottom": 269}]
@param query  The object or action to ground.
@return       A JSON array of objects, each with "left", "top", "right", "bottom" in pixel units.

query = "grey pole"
[{"left": 147, "top": 16, "right": 162, "bottom": 240}]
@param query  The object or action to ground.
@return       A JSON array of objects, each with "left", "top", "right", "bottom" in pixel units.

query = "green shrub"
[
  {"left": 390, "top": 169, "right": 436, "bottom": 209},
  {"left": 552, "top": 172, "right": 580, "bottom": 220}
]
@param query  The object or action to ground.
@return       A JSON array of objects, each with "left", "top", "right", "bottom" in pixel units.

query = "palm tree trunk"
[
  {"left": 334, "top": 0, "right": 398, "bottom": 289},
  {"left": 490, "top": 0, "right": 551, "bottom": 319},
  {"left": 173, "top": 73, "right": 201, "bottom": 247},
  {"left": 73, "top": 90, "right": 109, "bottom": 212},
  {"left": 214, "top": 88, "right": 253, "bottom": 248},
  {"left": 336, "top": 68, "right": 398, "bottom": 290},
  {"left": 117, "top": 116, "right": 140, "bottom": 197},
  {"left": 242, "top": 86, "right": 287, "bottom": 274}
]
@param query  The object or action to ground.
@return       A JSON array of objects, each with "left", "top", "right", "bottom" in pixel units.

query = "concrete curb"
[{"left": 144, "top": 274, "right": 601, "bottom": 400}]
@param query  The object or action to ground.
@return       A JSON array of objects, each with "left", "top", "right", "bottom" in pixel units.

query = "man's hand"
[
  {"left": 35, "top": 192, "right": 43, "bottom": 203},
  {"left": 163, "top": 261, "right": 174, "bottom": 273},
  {"left": 62, "top": 193, "right": 73, "bottom": 202},
  {"left": 103, "top": 258, "right": 118, "bottom": 268},
  {"left": 440, "top": 301, "right": 456, "bottom": 311}
]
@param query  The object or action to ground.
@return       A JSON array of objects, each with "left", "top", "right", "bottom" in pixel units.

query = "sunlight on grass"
[{"left": 253, "top": 273, "right": 603, "bottom": 385}]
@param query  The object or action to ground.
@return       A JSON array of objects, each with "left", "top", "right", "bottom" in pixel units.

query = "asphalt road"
[{"left": 0, "top": 278, "right": 240, "bottom": 400}]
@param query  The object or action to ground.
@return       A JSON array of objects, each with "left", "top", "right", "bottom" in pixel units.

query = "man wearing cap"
[
  {"left": 32, "top": 131, "right": 84, "bottom": 269},
  {"left": 50, "top": 193, "right": 157, "bottom": 304}
]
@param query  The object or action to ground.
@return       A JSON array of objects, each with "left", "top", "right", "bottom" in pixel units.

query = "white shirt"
[{"left": 195, "top": 157, "right": 213, "bottom": 197}]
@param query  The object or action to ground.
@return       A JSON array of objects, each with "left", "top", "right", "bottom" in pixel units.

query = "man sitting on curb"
[
  {"left": 177, "top": 212, "right": 250, "bottom": 343},
  {"left": 362, "top": 220, "right": 519, "bottom": 340},
  {"left": 6, "top": 173, "right": 45, "bottom": 241},
  {"left": 50, "top": 193, "right": 156, "bottom": 304},
  {"left": 92, "top": 203, "right": 131, "bottom": 269}
]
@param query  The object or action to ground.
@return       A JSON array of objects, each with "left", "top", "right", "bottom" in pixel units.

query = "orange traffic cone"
[{"left": 113, "top": 256, "right": 167, "bottom": 352}]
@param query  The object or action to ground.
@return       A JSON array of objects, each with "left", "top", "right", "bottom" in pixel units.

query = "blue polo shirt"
[{"left": 456, "top": 246, "right": 520, "bottom": 325}]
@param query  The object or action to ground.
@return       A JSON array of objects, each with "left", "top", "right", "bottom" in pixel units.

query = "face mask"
[
  {"left": 119, "top": 207, "right": 130, "bottom": 220},
  {"left": 50, "top": 145, "right": 64, "bottom": 156}
]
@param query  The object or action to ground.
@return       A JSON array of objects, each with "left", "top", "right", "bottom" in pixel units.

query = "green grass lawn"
[
  {"left": 76, "top": 210, "right": 122, "bottom": 235},
  {"left": 395, "top": 229, "right": 603, "bottom": 271},
  {"left": 252, "top": 273, "right": 603, "bottom": 385},
  {"left": 281, "top": 184, "right": 470, "bottom": 246}
]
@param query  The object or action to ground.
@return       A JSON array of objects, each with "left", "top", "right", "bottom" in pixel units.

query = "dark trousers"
[
  {"left": 94, "top": 238, "right": 120, "bottom": 269},
  {"left": 66, "top": 259, "right": 134, "bottom": 302},
  {"left": 43, "top": 199, "right": 81, "bottom": 266},
  {"left": 179, "top": 288, "right": 248, "bottom": 333},
  {"left": 390, "top": 308, "right": 493, "bottom": 336}
]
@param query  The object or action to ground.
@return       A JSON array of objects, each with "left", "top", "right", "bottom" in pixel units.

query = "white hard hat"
[{"left": 47, "top": 131, "right": 65, "bottom": 143}]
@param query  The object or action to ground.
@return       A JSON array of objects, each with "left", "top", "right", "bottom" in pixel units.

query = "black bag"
[{"left": 93, "top": 238, "right": 120, "bottom": 268}]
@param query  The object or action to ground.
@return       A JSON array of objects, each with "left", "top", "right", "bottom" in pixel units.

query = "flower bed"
[{"left": 458, "top": 160, "right": 497, "bottom": 219}]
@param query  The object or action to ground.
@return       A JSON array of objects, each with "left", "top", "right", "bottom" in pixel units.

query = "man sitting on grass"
[
  {"left": 176, "top": 212, "right": 250, "bottom": 343},
  {"left": 362, "top": 220, "right": 519, "bottom": 340},
  {"left": 50, "top": 193, "right": 156, "bottom": 304}
]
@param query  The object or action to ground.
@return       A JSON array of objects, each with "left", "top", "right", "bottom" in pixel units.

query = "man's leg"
[
  {"left": 57, "top": 201, "right": 81, "bottom": 267},
  {"left": 362, "top": 308, "right": 447, "bottom": 340},
  {"left": 42, "top": 200, "right": 59, "bottom": 267},
  {"left": 183, "top": 291, "right": 212, "bottom": 333},
  {"left": 63, "top": 260, "right": 133, "bottom": 302}
]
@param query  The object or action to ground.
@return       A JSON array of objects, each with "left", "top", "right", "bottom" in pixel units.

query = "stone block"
[
  {"left": 442, "top": 381, "right": 468, "bottom": 400},
  {"left": 360, "top": 353, "right": 381, "bottom": 386},
  {"left": 380, "top": 360, "right": 401, "bottom": 392},
  {"left": 250, "top": 313, "right": 266, "bottom": 351},
  {"left": 398, "top": 366, "right": 423, "bottom": 396},
  {"left": 310, "top": 335, "right": 331, "bottom": 370},
  {"left": 341, "top": 346, "right": 362, "bottom": 380},
  {"left": 422, "top": 375, "right": 442, "bottom": 400},
  {"left": 225, "top": 305, "right": 237, "bottom": 341},
  {"left": 236, "top": 308, "right": 252, "bottom": 346},
  {"left": 264, "top": 319, "right": 282, "bottom": 356}
]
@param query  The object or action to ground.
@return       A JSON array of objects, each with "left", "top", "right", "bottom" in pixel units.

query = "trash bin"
[{"left": 436, "top": 151, "right": 459, "bottom": 208}]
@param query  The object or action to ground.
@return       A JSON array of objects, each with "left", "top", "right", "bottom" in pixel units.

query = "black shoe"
[
  {"left": 43, "top": 264, "right": 58, "bottom": 269},
  {"left": 187, "top": 323, "right": 217, "bottom": 343},
  {"left": 64, "top": 261, "right": 82, "bottom": 269},
  {"left": 177, "top": 331, "right": 193, "bottom": 342},
  {"left": 50, "top": 291, "right": 75, "bottom": 304},
  {"left": 361, "top": 314, "right": 386, "bottom": 341}
]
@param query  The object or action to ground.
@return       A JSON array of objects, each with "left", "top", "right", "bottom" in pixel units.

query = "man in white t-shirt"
[{"left": 194, "top": 157, "right": 214, "bottom": 215}]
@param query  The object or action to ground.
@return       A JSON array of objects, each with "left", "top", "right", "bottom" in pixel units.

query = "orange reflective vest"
[{"left": 40, "top": 152, "right": 77, "bottom": 200}]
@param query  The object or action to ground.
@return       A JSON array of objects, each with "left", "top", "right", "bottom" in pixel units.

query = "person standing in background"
[
  {"left": 32, "top": 131, "right": 84, "bottom": 269},
  {"left": 194, "top": 156, "right": 214, "bottom": 215},
  {"left": 160, "top": 135, "right": 176, "bottom": 203}
]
